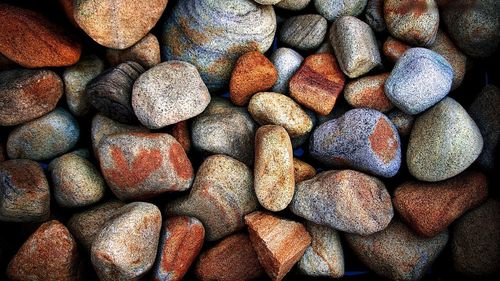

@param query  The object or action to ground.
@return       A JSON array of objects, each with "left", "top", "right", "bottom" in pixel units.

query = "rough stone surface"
[
  {"left": 383, "top": 36, "right": 410, "bottom": 63},
  {"left": 106, "top": 33, "right": 161, "bottom": 69},
  {"left": 365, "top": 0, "right": 386, "bottom": 32},
  {"left": 276, "top": 0, "right": 311, "bottom": 10},
  {"left": 171, "top": 121, "right": 191, "bottom": 153},
  {"left": 387, "top": 109, "right": 415, "bottom": 137},
  {"left": 279, "top": 14, "right": 327, "bottom": 51},
  {"left": 314, "top": 0, "right": 368, "bottom": 21},
  {"left": 271, "top": 47, "right": 304, "bottom": 94},
  {"left": 344, "top": 73, "right": 393, "bottom": 112},
  {"left": 293, "top": 158, "right": 317, "bottom": 183},
  {"left": 430, "top": 30, "right": 467, "bottom": 90}
]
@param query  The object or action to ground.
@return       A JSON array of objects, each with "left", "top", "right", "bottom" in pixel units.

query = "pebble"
[
  {"left": 289, "top": 53, "right": 345, "bottom": 115},
  {"left": 0, "top": 159, "right": 50, "bottom": 222},
  {"left": 195, "top": 233, "right": 264, "bottom": 281},
  {"left": 254, "top": 125, "right": 295, "bottom": 212},
  {"left": 407, "top": 97, "right": 483, "bottom": 182},
  {"left": 74, "top": 0, "right": 168, "bottom": 49},
  {"left": 255, "top": 0, "right": 283, "bottom": 4},
  {"left": 330, "top": 16, "right": 381, "bottom": 78},
  {"left": 91, "top": 202, "right": 162, "bottom": 281},
  {"left": 387, "top": 109, "right": 415, "bottom": 137},
  {"left": 270, "top": 48, "right": 304, "bottom": 94},
  {"left": 0, "top": 69, "right": 63, "bottom": 126},
  {"left": 276, "top": 0, "right": 311, "bottom": 10},
  {"left": 245, "top": 211, "right": 311, "bottom": 281},
  {"left": 314, "top": 0, "right": 368, "bottom": 22},
  {"left": 166, "top": 155, "right": 258, "bottom": 241},
  {"left": 87, "top": 61, "right": 145, "bottom": 124},
  {"left": 345, "top": 220, "right": 449, "bottom": 281},
  {"left": 315, "top": 41, "right": 334, "bottom": 54},
  {"left": 290, "top": 170, "right": 393, "bottom": 235},
  {"left": 293, "top": 158, "right": 317, "bottom": 183},
  {"left": 310, "top": 108, "right": 401, "bottom": 177},
  {"left": 229, "top": 51, "right": 278, "bottom": 106},
  {"left": 364, "top": 0, "right": 386, "bottom": 32},
  {"left": 382, "top": 36, "right": 410, "bottom": 63},
  {"left": 0, "top": 3, "right": 81, "bottom": 67},
  {"left": 7, "top": 220, "right": 80, "bottom": 281},
  {"left": 430, "top": 30, "right": 467, "bottom": 90},
  {"left": 132, "top": 61, "right": 211, "bottom": 129},
  {"left": 97, "top": 132, "right": 194, "bottom": 200},
  {"left": 106, "top": 33, "right": 161, "bottom": 69},
  {"left": 279, "top": 14, "right": 327, "bottom": 51},
  {"left": 7, "top": 108, "right": 80, "bottom": 161},
  {"left": 385, "top": 48, "right": 453, "bottom": 115},
  {"left": 394, "top": 171, "right": 489, "bottom": 237},
  {"left": 161, "top": 0, "right": 276, "bottom": 90},
  {"left": 344, "top": 73, "right": 393, "bottom": 112},
  {"left": 171, "top": 121, "right": 191, "bottom": 153},
  {"left": 152, "top": 216, "right": 205, "bottom": 281}
]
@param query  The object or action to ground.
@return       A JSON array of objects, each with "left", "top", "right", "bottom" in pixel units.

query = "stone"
[
  {"left": 166, "top": 155, "right": 258, "bottom": 241},
  {"left": 344, "top": 73, "right": 393, "bottom": 112},
  {"left": 385, "top": 48, "right": 453, "bottom": 115},
  {"left": 152, "top": 216, "right": 205, "bottom": 281},
  {"left": 97, "top": 132, "right": 194, "bottom": 200},
  {"left": 254, "top": 125, "right": 295, "bottom": 212},
  {"left": 132, "top": 61, "right": 211, "bottom": 129},
  {"left": 279, "top": 14, "right": 327, "bottom": 51},
  {"left": 7, "top": 108, "right": 80, "bottom": 161},
  {"left": 195, "top": 233, "right": 264, "bottom": 281},
  {"left": 245, "top": 211, "right": 311, "bottom": 281},
  {"left": 293, "top": 158, "right": 317, "bottom": 183},
  {"left": 106, "top": 33, "right": 161, "bottom": 69},
  {"left": 430, "top": 30, "right": 467, "bottom": 90},
  {"left": 0, "top": 159, "right": 50, "bottom": 222},
  {"left": 276, "top": 0, "right": 311, "bottom": 10},
  {"left": 382, "top": 36, "right": 410, "bottom": 63},
  {"left": 74, "top": 0, "right": 168, "bottom": 49},
  {"left": 0, "top": 3, "right": 81, "bottom": 67},
  {"left": 255, "top": 0, "right": 283, "bottom": 4},
  {"left": 87, "top": 61, "right": 145, "bottom": 124},
  {"left": 407, "top": 97, "right": 483, "bottom": 182},
  {"left": 365, "top": 0, "right": 386, "bottom": 32},
  {"left": 171, "top": 121, "right": 191, "bottom": 153},
  {"left": 91, "top": 202, "right": 162, "bottom": 281},
  {"left": 270, "top": 48, "right": 303, "bottom": 94},
  {"left": 387, "top": 109, "right": 415, "bottom": 137},
  {"left": 161, "top": 0, "right": 276, "bottom": 90},
  {"left": 394, "top": 171, "right": 488, "bottom": 237},
  {"left": 7, "top": 220, "right": 80, "bottom": 281},
  {"left": 298, "top": 222, "right": 344, "bottom": 278},
  {"left": 289, "top": 53, "right": 345, "bottom": 115},
  {"left": 310, "top": 108, "right": 401, "bottom": 177},
  {"left": 330, "top": 16, "right": 381, "bottom": 78},
  {"left": 345, "top": 220, "right": 449, "bottom": 281},
  {"left": 0, "top": 69, "right": 63, "bottom": 126},
  {"left": 314, "top": 0, "right": 368, "bottom": 22},
  {"left": 63, "top": 55, "right": 105, "bottom": 116},
  {"left": 229, "top": 51, "right": 278, "bottom": 106},
  {"left": 50, "top": 153, "right": 106, "bottom": 208}
]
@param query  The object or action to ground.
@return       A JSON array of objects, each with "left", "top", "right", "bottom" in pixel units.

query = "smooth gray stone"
[
  {"left": 276, "top": 0, "right": 311, "bottom": 10},
  {"left": 271, "top": 48, "right": 304, "bottom": 94},
  {"left": 279, "top": 14, "right": 327, "bottom": 51},
  {"left": 314, "top": 0, "right": 367, "bottom": 21}
]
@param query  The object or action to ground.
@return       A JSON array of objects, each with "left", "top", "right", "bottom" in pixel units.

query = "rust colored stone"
[
  {"left": 344, "top": 73, "right": 393, "bottom": 113},
  {"left": 383, "top": 37, "right": 410, "bottom": 63},
  {"left": 385, "top": 0, "right": 429, "bottom": 18},
  {"left": 293, "top": 158, "right": 317, "bottom": 183},
  {"left": 369, "top": 118, "right": 399, "bottom": 164},
  {"left": 171, "top": 120, "right": 191, "bottom": 153}
]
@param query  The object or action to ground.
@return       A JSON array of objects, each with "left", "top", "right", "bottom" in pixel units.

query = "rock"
[
  {"left": 344, "top": 73, "right": 393, "bottom": 112},
  {"left": 365, "top": 0, "right": 386, "bottom": 32},
  {"left": 7, "top": 220, "right": 80, "bottom": 281},
  {"left": 0, "top": 69, "right": 63, "bottom": 126},
  {"left": 132, "top": 61, "right": 211, "bottom": 129},
  {"left": 63, "top": 55, "right": 105, "bottom": 116},
  {"left": 91, "top": 202, "right": 162, "bottom": 281},
  {"left": 171, "top": 121, "right": 191, "bottom": 153},
  {"left": 0, "top": 3, "right": 81, "bottom": 67},
  {"left": 298, "top": 222, "right": 344, "bottom": 278},
  {"left": 382, "top": 36, "right": 410, "bottom": 63},
  {"left": 270, "top": 48, "right": 304, "bottom": 94},
  {"left": 50, "top": 153, "right": 106, "bottom": 208},
  {"left": 87, "top": 61, "right": 145, "bottom": 124},
  {"left": 430, "top": 30, "right": 467, "bottom": 90},
  {"left": 315, "top": 41, "right": 334, "bottom": 54},
  {"left": 310, "top": 108, "right": 401, "bottom": 177},
  {"left": 97, "top": 132, "right": 194, "bottom": 200},
  {"left": 74, "top": 0, "right": 168, "bottom": 49},
  {"left": 255, "top": 0, "right": 283, "bottom": 4},
  {"left": 245, "top": 211, "right": 311, "bottom": 281},
  {"left": 407, "top": 97, "right": 483, "bottom": 181},
  {"left": 314, "top": 0, "right": 368, "bottom": 22},
  {"left": 152, "top": 216, "right": 205, "bottom": 281},
  {"left": 451, "top": 200, "right": 500, "bottom": 275},
  {"left": 106, "top": 33, "right": 161, "bottom": 69},
  {"left": 229, "top": 51, "right": 278, "bottom": 106},
  {"left": 0, "top": 159, "right": 50, "bottom": 222},
  {"left": 293, "top": 158, "right": 317, "bottom": 183},
  {"left": 279, "top": 14, "right": 327, "bottom": 51},
  {"left": 254, "top": 125, "right": 295, "bottom": 212},
  {"left": 161, "top": 0, "right": 276, "bottom": 90},
  {"left": 394, "top": 171, "right": 489, "bottom": 237},
  {"left": 330, "top": 16, "right": 381, "bottom": 78},
  {"left": 195, "top": 233, "right": 264, "bottom": 281},
  {"left": 7, "top": 108, "right": 80, "bottom": 161},
  {"left": 166, "top": 155, "right": 258, "bottom": 241},
  {"left": 276, "top": 0, "right": 311, "bottom": 10},
  {"left": 345, "top": 220, "right": 449, "bottom": 281},
  {"left": 289, "top": 53, "right": 345, "bottom": 115},
  {"left": 385, "top": 48, "right": 453, "bottom": 115},
  {"left": 387, "top": 109, "right": 415, "bottom": 137}
]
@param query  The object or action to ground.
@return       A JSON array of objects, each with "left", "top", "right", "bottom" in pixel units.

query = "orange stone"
[
  {"left": 369, "top": 117, "right": 399, "bottom": 164},
  {"left": 344, "top": 73, "right": 394, "bottom": 112},
  {"left": 293, "top": 158, "right": 317, "bottom": 183},
  {"left": 383, "top": 36, "right": 410, "bottom": 63},
  {"left": 171, "top": 120, "right": 191, "bottom": 153}
]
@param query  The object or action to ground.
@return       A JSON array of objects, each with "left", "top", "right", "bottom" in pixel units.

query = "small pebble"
[
  {"left": 270, "top": 47, "right": 304, "bottom": 94},
  {"left": 430, "top": 30, "right": 467, "bottom": 90},
  {"left": 170, "top": 121, "right": 191, "bottom": 153},
  {"left": 293, "top": 157, "right": 317, "bottom": 183},
  {"left": 344, "top": 73, "right": 393, "bottom": 112},
  {"left": 314, "top": 0, "right": 368, "bottom": 22},
  {"left": 364, "top": 0, "right": 386, "bottom": 32},
  {"left": 387, "top": 109, "right": 415, "bottom": 137},
  {"left": 382, "top": 36, "right": 410, "bottom": 63},
  {"left": 106, "top": 33, "right": 161, "bottom": 69},
  {"left": 276, "top": 0, "right": 311, "bottom": 10},
  {"left": 279, "top": 14, "right": 327, "bottom": 51}
]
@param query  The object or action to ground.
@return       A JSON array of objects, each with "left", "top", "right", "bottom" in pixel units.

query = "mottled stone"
[
  {"left": 0, "top": 69, "right": 63, "bottom": 126},
  {"left": 276, "top": 0, "right": 311, "bottom": 10},
  {"left": 430, "top": 30, "right": 467, "bottom": 90},
  {"left": 407, "top": 97, "right": 483, "bottom": 181},
  {"left": 344, "top": 73, "right": 393, "bottom": 112},
  {"left": 293, "top": 158, "right": 317, "bottom": 183},
  {"left": 279, "top": 14, "right": 327, "bottom": 51},
  {"left": 171, "top": 121, "right": 191, "bottom": 153},
  {"left": 314, "top": 0, "right": 368, "bottom": 21},
  {"left": 166, "top": 155, "right": 258, "bottom": 241},
  {"left": 383, "top": 36, "right": 410, "bottom": 63},
  {"left": 106, "top": 33, "right": 161, "bottom": 69},
  {"left": 271, "top": 48, "right": 303, "bottom": 94},
  {"left": 365, "top": 0, "right": 386, "bottom": 32},
  {"left": 387, "top": 109, "right": 415, "bottom": 137}
]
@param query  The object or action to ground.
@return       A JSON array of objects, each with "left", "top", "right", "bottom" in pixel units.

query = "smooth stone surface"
[
  {"left": 387, "top": 109, "right": 415, "bottom": 137},
  {"left": 407, "top": 97, "right": 483, "bottom": 182},
  {"left": 344, "top": 73, "right": 393, "bottom": 112},
  {"left": 276, "top": 0, "right": 311, "bottom": 10},
  {"left": 291, "top": 170, "right": 393, "bottom": 235},
  {"left": 293, "top": 158, "right": 317, "bottom": 183},
  {"left": 7, "top": 108, "right": 80, "bottom": 161},
  {"left": 106, "top": 33, "right": 161, "bottom": 69},
  {"left": 271, "top": 48, "right": 304, "bottom": 94},
  {"left": 364, "top": 0, "right": 386, "bottom": 32},
  {"left": 132, "top": 61, "right": 210, "bottom": 129},
  {"left": 385, "top": 48, "right": 453, "bottom": 115},
  {"left": 314, "top": 0, "right": 368, "bottom": 21},
  {"left": 279, "top": 14, "right": 327, "bottom": 51},
  {"left": 383, "top": 36, "right": 410, "bottom": 63},
  {"left": 430, "top": 30, "right": 467, "bottom": 90}
]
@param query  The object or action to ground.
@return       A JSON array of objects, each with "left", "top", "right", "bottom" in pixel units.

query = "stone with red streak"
[
  {"left": 344, "top": 73, "right": 393, "bottom": 112},
  {"left": 382, "top": 36, "right": 410, "bottom": 63}
]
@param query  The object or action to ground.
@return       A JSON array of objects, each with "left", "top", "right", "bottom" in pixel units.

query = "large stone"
[{"left": 279, "top": 14, "right": 327, "bottom": 51}]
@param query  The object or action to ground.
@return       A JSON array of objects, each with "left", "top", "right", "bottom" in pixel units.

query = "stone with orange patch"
[
  {"left": 171, "top": 120, "right": 191, "bottom": 153},
  {"left": 382, "top": 36, "right": 410, "bottom": 63},
  {"left": 293, "top": 158, "right": 317, "bottom": 183},
  {"left": 344, "top": 73, "right": 393, "bottom": 112},
  {"left": 369, "top": 118, "right": 399, "bottom": 164}
]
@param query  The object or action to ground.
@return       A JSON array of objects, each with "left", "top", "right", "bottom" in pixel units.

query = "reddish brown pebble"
[
  {"left": 230, "top": 51, "right": 278, "bottom": 106},
  {"left": 293, "top": 158, "right": 317, "bottom": 183},
  {"left": 195, "top": 233, "right": 264, "bottom": 281},
  {"left": 344, "top": 73, "right": 393, "bottom": 112},
  {"left": 245, "top": 211, "right": 312, "bottom": 281},
  {"left": 383, "top": 36, "right": 410, "bottom": 63},
  {"left": 171, "top": 121, "right": 191, "bottom": 153},
  {"left": 394, "top": 170, "right": 489, "bottom": 237},
  {"left": 289, "top": 53, "right": 345, "bottom": 116}
]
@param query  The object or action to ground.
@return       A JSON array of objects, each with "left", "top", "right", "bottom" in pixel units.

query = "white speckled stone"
[
  {"left": 314, "top": 0, "right": 368, "bottom": 21},
  {"left": 271, "top": 48, "right": 303, "bottom": 93}
]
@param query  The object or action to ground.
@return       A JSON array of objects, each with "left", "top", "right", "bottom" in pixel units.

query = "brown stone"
[
  {"left": 344, "top": 73, "right": 393, "bottom": 112},
  {"left": 171, "top": 120, "right": 191, "bottom": 153},
  {"left": 383, "top": 36, "right": 410, "bottom": 63},
  {"left": 293, "top": 158, "right": 316, "bottom": 183},
  {"left": 106, "top": 33, "right": 161, "bottom": 69}
]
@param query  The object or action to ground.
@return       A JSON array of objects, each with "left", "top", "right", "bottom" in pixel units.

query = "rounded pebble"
[
  {"left": 276, "top": 0, "right": 311, "bottom": 10},
  {"left": 279, "top": 14, "right": 327, "bottom": 51},
  {"left": 314, "top": 0, "right": 368, "bottom": 22},
  {"left": 344, "top": 73, "right": 393, "bottom": 112}
]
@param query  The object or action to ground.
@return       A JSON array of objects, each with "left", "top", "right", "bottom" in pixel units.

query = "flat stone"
[
  {"left": 387, "top": 109, "right": 415, "bottom": 137},
  {"left": 279, "top": 14, "right": 327, "bottom": 51},
  {"left": 430, "top": 30, "right": 467, "bottom": 90},
  {"left": 314, "top": 0, "right": 368, "bottom": 21},
  {"left": 276, "top": 0, "right": 311, "bottom": 10},
  {"left": 364, "top": 0, "right": 386, "bottom": 32},
  {"left": 170, "top": 121, "right": 191, "bottom": 153},
  {"left": 106, "top": 33, "right": 161, "bottom": 69},
  {"left": 270, "top": 48, "right": 303, "bottom": 94},
  {"left": 293, "top": 158, "right": 317, "bottom": 183},
  {"left": 382, "top": 36, "right": 410, "bottom": 63},
  {"left": 344, "top": 73, "right": 393, "bottom": 112}
]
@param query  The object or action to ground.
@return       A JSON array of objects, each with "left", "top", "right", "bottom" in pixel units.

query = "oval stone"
[{"left": 279, "top": 14, "right": 328, "bottom": 51}]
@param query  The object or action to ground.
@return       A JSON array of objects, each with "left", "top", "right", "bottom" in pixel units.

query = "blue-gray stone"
[{"left": 270, "top": 47, "right": 304, "bottom": 94}]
